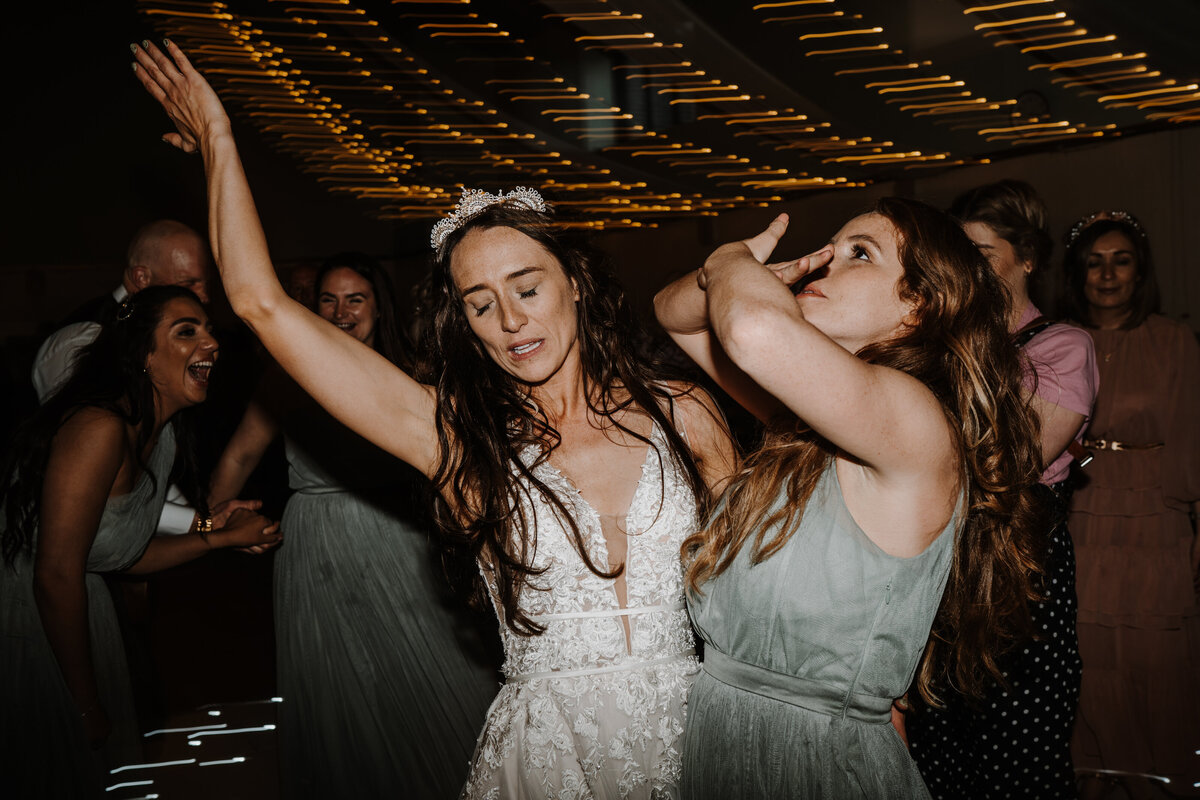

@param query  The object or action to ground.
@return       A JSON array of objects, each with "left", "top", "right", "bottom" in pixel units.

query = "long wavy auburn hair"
[
  {"left": 684, "top": 197, "right": 1047, "bottom": 704},
  {"left": 417, "top": 203, "right": 713, "bottom": 636},
  {"left": 2, "top": 286, "right": 210, "bottom": 566}
]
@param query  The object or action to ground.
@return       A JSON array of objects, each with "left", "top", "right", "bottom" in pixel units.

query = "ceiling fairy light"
[
  {"left": 133, "top": 0, "right": 1196, "bottom": 225},
  {"left": 969, "top": 0, "right": 1199, "bottom": 125}
]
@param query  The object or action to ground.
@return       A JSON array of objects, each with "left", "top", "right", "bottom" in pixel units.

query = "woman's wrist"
[
  {"left": 199, "top": 122, "right": 236, "bottom": 162},
  {"left": 193, "top": 513, "right": 215, "bottom": 548}
]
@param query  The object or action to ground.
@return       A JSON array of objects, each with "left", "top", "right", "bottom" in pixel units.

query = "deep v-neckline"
[
  {"left": 542, "top": 420, "right": 659, "bottom": 541},
  {"left": 541, "top": 422, "right": 660, "bottom": 656}
]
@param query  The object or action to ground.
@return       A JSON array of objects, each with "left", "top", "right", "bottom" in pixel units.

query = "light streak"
[
  {"left": 763, "top": 12, "right": 852, "bottom": 23},
  {"left": 726, "top": 114, "right": 810, "bottom": 124},
  {"left": 1030, "top": 52, "right": 1146, "bottom": 71},
  {"left": 187, "top": 724, "right": 277, "bottom": 739},
  {"left": 1020, "top": 35, "right": 1116, "bottom": 53},
  {"left": 111, "top": 760, "right": 197, "bottom": 774},
  {"left": 144, "top": 724, "right": 228, "bottom": 737},
  {"left": 835, "top": 62, "right": 925, "bottom": 76},
  {"left": 1098, "top": 84, "right": 1197, "bottom": 102},
  {"left": 668, "top": 95, "right": 752, "bottom": 105},
  {"left": 798, "top": 27, "right": 883, "bottom": 40},
  {"left": 963, "top": 0, "right": 1051, "bottom": 12},
  {"left": 806, "top": 44, "right": 890, "bottom": 56},
  {"left": 574, "top": 33, "right": 654, "bottom": 42},
  {"left": 877, "top": 81, "right": 965, "bottom": 93},
  {"left": 753, "top": 0, "right": 834, "bottom": 8},
  {"left": 107, "top": 781, "right": 155, "bottom": 792},
  {"left": 865, "top": 75, "right": 952, "bottom": 88},
  {"left": 974, "top": 13, "right": 1065, "bottom": 31},
  {"left": 657, "top": 85, "right": 741, "bottom": 94},
  {"left": 977, "top": 121, "right": 1069, "bottom": 134}
]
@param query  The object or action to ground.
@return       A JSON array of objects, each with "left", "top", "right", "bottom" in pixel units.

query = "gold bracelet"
[{"left": 195, "top": 515, "right": 214, "bottom": 534}]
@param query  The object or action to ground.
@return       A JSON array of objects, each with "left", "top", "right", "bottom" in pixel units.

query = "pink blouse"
[{"left": 1017, "top": 303, "right": 1099, "bottom": 485}]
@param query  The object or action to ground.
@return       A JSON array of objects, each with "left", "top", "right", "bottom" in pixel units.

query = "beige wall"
[
  {"left": 4, "top": 125, "right": 1196, "bottom": 342},
  {"left": 597, "top": 125, "right": 1200, "bottom": 333}
]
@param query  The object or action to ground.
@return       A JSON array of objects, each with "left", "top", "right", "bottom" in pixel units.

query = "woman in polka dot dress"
[{"left": 904, "top": 181, "right": 1097, "bottom": 799}]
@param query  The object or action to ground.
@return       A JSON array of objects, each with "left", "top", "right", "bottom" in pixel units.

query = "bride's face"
[{"left": 449, "top": 225, "right": 581, "bottom": 385}]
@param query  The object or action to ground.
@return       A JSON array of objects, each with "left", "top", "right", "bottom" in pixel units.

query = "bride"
[{"left": 131, "top": 40, "right": 736, "bottom": 798}]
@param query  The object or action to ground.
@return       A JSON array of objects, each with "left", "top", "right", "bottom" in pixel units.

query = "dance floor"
[{"left": 107, "top": 550, "right": 280, "bottom": 799}]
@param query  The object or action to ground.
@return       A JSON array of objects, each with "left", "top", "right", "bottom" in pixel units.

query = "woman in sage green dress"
[
  {"left": 209, "top": 255, "right": 499, "bottom": 798},
  {"left": 0, "top": 287, "right": 280, "bottom": 797},
  {"left": 656, "top": 198, "right": 1047, "bottom": 798}
]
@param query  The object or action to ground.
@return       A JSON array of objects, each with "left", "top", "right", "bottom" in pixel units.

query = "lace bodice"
[
  {"left": 494, "top": 421, "right": 699, "bottom": 679},
  {"left": 464, "top": 420, "right": 702, "bottom": 799}
]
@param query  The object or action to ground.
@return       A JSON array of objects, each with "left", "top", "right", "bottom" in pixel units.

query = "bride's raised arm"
[{"left": 130, "top": 40, "right": 439, "bottom": 476}]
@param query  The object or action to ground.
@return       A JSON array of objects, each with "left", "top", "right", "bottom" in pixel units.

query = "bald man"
[
  {"left": 32, "top": 220, "right": 215, "bottom": 534},
  {"left": 33, "top": 220, "right": 211, "bottom": 399}
]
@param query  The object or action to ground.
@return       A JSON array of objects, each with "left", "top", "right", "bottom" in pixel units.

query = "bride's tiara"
[{"left": 430, "top": 187, "right": 548, "bottom": 251}]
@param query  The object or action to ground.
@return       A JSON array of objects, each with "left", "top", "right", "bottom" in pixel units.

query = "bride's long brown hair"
[
  {"left": 684, "top": 197, "right": 1046, "bottom": 704},
  {"left": 419, "top": 203, "right": 713, "bottom": 636}
]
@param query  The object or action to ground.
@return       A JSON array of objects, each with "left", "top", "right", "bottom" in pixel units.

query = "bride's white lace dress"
[{"left": 462, "top": 421, "right": 701, "bottom": 800}]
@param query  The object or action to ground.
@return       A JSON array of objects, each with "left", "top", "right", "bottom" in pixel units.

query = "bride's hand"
[{"left": 130, "top": 39, "right": 230, "bottom": 153}]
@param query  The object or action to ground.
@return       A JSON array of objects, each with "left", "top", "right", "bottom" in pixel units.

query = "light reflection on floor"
[{"left": 106, "top": 698, "right": 282, "bottom": 799}]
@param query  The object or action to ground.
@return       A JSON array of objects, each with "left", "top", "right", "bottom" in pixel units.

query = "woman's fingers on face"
[
  {"left": 803, "top": 246, "right": 834, "bottom": 270},
  {"left": 767, "top": 259, "right": 803, "bottom": 284}
]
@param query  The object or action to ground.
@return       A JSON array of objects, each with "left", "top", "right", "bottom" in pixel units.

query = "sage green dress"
[
  {"left": 683, "top": 463, "right": 959, "bottom": 799},
  {"left": 273, "top": 392, "right": 498, "bottom": 799},
  {"left": 0, "top": 425, "right": 175, "bottom": 797}
]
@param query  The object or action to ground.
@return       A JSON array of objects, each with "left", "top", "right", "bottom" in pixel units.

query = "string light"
[{"left": 132, "top": 0, "right": 1193, "bottom": 228}]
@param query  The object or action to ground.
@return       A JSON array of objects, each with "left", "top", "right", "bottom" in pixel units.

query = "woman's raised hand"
[
  {"left": 130, "top": 39, "right": 229, "bottom": 154},
  {"left": 698, "top": 213, "right": 832, "bottom": 291}
]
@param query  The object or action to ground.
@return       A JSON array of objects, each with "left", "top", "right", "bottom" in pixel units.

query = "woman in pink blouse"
[{"left": 906, "top": 180, "right": 1098, "bottom": 799}]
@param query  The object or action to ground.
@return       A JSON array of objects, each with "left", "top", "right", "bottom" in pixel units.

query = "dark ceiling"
[{"left": 138, "top": 0, "right": 1200, "bottom": 230}]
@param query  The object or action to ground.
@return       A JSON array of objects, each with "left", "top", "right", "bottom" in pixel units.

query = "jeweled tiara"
[
  {"left": 430, "top": 187, "right": 548, "bottom": 251},
  {"left": 1066, "top": 210, "right": 1146, "bottom": 249}
]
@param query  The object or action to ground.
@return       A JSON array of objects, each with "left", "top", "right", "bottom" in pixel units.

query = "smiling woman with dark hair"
[
  {"left": 1062, "top": 211, "right": 1200, "bottom": 798},
  {"left": 0, "top": 286, "right": 280, "bottom": 796}
]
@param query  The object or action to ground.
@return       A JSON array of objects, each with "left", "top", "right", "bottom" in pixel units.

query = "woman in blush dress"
[
  {"left": 905, "top": 180, "right": 1098, "bottom": 799},
  {"left": 656, "top": 199, "right": 1046, "bottom": 799},
  {"left": 209, "top": 254, "right": 499, "bottom": 799},
  {"left": 132, "top": 41, "right": 737, "bottom": 799},
  {"left": 1062, "top": 211, "right": 1200, "bottom": 799},
  {"left": 0, "top": 287, "right": 280, "bottom": 797}
]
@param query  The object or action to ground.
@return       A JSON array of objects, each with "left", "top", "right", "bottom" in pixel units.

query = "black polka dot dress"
[{"left": 906, "top": 483, "right": 1081, "bottom": 799}]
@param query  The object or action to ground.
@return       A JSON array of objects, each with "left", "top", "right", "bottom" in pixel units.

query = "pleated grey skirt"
[
  {"left": 275, "top": 489, "right": 499, "bottom": 799},
  {"left": 681, "top": 670, "right": 931, "bottom": 799}
]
